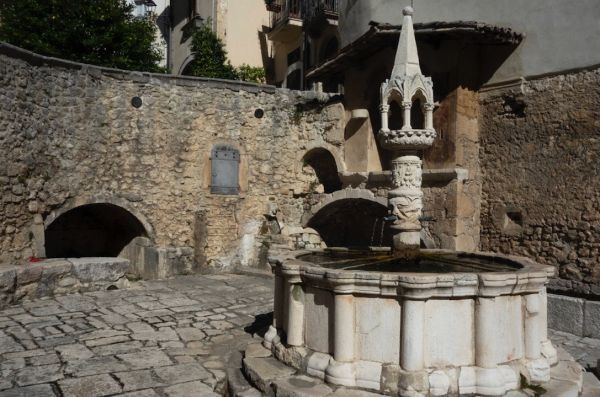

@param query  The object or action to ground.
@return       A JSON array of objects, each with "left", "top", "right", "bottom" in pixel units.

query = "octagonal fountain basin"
[{"left": 264, "top": 248, "right": 559, "bottom": 397}]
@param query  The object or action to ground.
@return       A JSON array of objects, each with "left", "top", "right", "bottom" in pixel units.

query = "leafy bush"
[{"left": 0, "top": 0, "right": 163, "bottom": 72}]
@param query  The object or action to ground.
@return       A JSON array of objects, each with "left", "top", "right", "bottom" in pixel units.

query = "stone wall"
[
  {"left": 479, "top": 68, "right": 600, "bottom": 295},
  {"left": 0, "top": 44, "right": 345, "bottom": 275}
]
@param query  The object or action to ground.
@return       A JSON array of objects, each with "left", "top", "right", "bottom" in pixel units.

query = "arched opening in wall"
[
  {"left": 302, "top": 148, "right": 342, "bottom": 194},
  {"left": 180, "top": 60, "right": 195, "bottom": 76},
  {"left": 411, "top": 91, "right": 426, "bottom": 129},
  {"left": 307, "top": 199, "right": 392, "bottom": 247},
  {"left": 45, "top": 203, "right": 148, "bottom": 258},
  {"left": 388, "top": 99, "right": 404, "bottom": 131}
]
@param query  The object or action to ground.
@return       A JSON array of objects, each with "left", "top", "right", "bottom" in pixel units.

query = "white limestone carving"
[
  {"left": 377, "top": 7, "right": 437, "bottom": 247},
  {"left": 267, "top": 251, "right": 558, "bottom": 395}
]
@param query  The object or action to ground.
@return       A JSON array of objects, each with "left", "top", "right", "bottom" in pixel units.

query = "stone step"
[
  {"left": 581, "top": 372, "right": 600, "bottom": 397},
  {"left": 243, "top": 356, "right": 296, "bottom": 394}
]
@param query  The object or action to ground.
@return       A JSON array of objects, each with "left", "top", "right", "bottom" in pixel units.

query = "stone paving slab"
[
  {"left": 0, "top": 273, "right": 274, "bottom": 397},
  {"left": 0, "top": 272, "right": 598, "bottom": 397}
]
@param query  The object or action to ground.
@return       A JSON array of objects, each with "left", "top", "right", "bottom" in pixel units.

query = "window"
[{"left": 211, "top": 145, "right": 240, "bottom": 195}]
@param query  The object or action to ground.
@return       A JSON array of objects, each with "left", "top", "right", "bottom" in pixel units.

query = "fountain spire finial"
[{"left": 390, "top": 6, "right": 422, "bottom": 79}]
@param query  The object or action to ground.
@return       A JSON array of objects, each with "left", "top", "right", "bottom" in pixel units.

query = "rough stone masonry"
[
  {"left": 0, "top": 43, "right": 345, "bottom": 276},
  {"left": 479, "top": 68, "right": 600, "bottom": 296}
]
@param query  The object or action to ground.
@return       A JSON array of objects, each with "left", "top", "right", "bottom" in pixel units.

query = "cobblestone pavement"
[
  {"left": 0, "top": 274, "right": 273, "bottom": 397},
  {"left": 550, "top": 329, "right": 600, "bottom": 372},
  {"left": 0, "top": 273, "right": 598, "bottom": 397}
]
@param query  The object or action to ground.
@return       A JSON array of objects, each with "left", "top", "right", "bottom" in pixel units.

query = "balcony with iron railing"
[
  {"left": 304, "top": 0, "right": 339, "bottom": 24},
  {"left": 266, "top": 0, "right": 339, "bottom": 41},
  {"left": 267, "top": 0, "right": 304, "bottom": 42}
]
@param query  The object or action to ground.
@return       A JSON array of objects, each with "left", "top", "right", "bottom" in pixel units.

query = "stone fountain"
[{"left": 254, "top": 7, "right": 571, "bottom": 397}]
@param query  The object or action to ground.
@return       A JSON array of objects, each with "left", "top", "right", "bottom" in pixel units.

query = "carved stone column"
[
  {"left": 286, "top": 281, "right": 305, "bottom": 347},
  {"left": 402, "top": 102, "right": 412, "bottom": 130},
  {"left": 389, "top": 153, "right": 423, "bottom": 247},
  {"left": 325, "top": 293, "right": 356, "bottom": 386},
  {"left": 380, "top": 103, "right": 390, "bottom": 132},
  {"left": 424, "top": 103, "right": 434, "bottom": 130}
]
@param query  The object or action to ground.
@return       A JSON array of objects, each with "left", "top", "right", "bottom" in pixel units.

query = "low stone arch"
[
  {"left": 43, "top": 195, "right": 154, "bottom": 259},
  {"left": 44, "top": 194, "right": 154, "bottom": 239},
  {"left": 302, "top": 189, "right": 391, "bottom": 247},
  {"left": 302, "top": 189, "right": 388, "bottom": 226}
]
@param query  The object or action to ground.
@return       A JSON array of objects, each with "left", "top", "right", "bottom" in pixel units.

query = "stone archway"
[
  {"left": 45, "top": 203, "right": 149, "bottom": 258},
  {"left": 302, "top": 190, "right": 391, "bottom": 247}
]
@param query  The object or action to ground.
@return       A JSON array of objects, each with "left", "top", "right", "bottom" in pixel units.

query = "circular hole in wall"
[
  {"left": 254, "top": 108, "right": 264, "bottom": 118},
  {"left": 131, "top": 96, "right": 143, "bottom": 108}
]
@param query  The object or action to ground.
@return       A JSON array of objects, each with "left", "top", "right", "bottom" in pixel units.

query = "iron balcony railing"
[
  {"left": 269, "top": 0, "right": 339, "bottom": 29},
  {"left": 304, "top": 0, "right": 339, "bottom": 23},
  {"left": 269, "top": 0, "right": 303, "bottom": 29}
]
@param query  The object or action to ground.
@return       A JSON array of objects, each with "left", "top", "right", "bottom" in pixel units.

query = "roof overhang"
[{"left": 306, "top": 21, "right": 524, "bottom": 80}]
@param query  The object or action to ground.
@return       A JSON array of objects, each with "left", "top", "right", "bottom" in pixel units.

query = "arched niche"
[
  {"left": 410, "top": 89, "right": 427, "bottom": 130},
  {"left": 302, "top": 148, "right": 342, "bottom": 193},
  {"left": 387, "top": 91, "right": 404, "bottom": 130},
  {"left": 45, "top": 203, "right": 149, "bottom": 258},
  {"left": 306, "top": 198, "right": 392, "bottom": 247}
]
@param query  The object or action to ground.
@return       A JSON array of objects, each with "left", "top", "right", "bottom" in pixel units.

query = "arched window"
[
  {"left": 388, "top": 100, "right": 403, "bottom": 130},
  {"left": 411, "top": 91, "right": 426, "bottom": 129},
  {"left": 211, "top": 145, "right": 240, "bottom": 195}
]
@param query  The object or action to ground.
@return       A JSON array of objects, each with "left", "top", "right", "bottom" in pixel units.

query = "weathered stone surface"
[
  {"left": 15, "top": 364, "right": 63, "bottom": 386},
  {"left": 162, "top": 381, "right": 219, "bottom": 396},
  {"left": 175, "top": 327, "right": 206, "bottom": 342},
  {"left": 243, "top": 357, "right": 296, "bottom": 393},
  {"left": 65, "top": 356, "right": 129, "bottom": 377},
  {"left": 117, "top": 348, "right": 173, "bottom": 369},
  {"left": 273, "top": 375, "right": 333, "bottom": 397},
  {"left": 0, "top": 46, "right": 345, "bottom": 276},
  {"left": 0, "top": 384, "right": 56, "bottom": 397},
  {"left": 58, "top": 374, "right": 122, "bottom": 397},
  {"left": 480, "top": 69, "right": 600, "bottom": 294},
  {"left": 548, "top": 295, "right": 584, "bottom": 335},
  {"left": 583, "top": 300, "right": 600, "bottom": 338},
  {"left": 328, "top": 388, "right": 382, "bottom": 396},
  {"left": 119, "top": 390, "right": 161, "bottom": 397},
  {"left": 0, "top": 336, "right": 24, "bottom": 354},
  {"left": 154, "top": 363, "right": 211, "bottom": 384},
  {"left": 70, "top": 258, "right": 129, "bottom": 283},
  {"left": 114, "top": 369, "right": 165, "bottom": 392},
  {"left": 245, "top": 343, "right": 272, "bottom": 358}
]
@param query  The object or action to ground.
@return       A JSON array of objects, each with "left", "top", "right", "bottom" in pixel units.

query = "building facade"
[
  {"left": 169, "top": 0, "right": 270, "bottom": 74},
  {"left": 266, "top": 0, "right": 600, "bottom": 295}
]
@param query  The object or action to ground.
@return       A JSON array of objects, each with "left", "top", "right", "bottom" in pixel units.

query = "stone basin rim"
[{"left": 269, "top": 249, "right": 555, "bottom": 298}]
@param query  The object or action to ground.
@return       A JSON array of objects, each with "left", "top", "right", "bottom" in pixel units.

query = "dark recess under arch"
[
  {"left": 307, "top": 198, "right": 392, "bottom": 247},
  {"left": 303, "top": 148, "right": 342, "bottom": 193},
  {"left": 45, "top": 203, "right": 147, "bottom": 258}
]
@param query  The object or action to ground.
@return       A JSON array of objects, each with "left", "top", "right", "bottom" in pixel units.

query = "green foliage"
[
  {"left": 187, "top": 22, "right": 265, "bottom": 83},
  {"left": 188, "top": 21, "right": 237, "bottom": 80},
  {"left": 235, "top": 64, "right": 266, "bottom": 84},
  {"left": 0, "top": 0, "right": 163, "bottom": 72}
]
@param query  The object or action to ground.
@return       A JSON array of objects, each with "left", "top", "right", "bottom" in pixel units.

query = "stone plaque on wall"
[{"left": 211, "top": 145, "right": 240, "bottom": 195}]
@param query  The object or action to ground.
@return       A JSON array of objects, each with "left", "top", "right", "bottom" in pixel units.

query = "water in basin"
[{"left": 298, "top": 248, "right": 522, "bottom": 273}]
